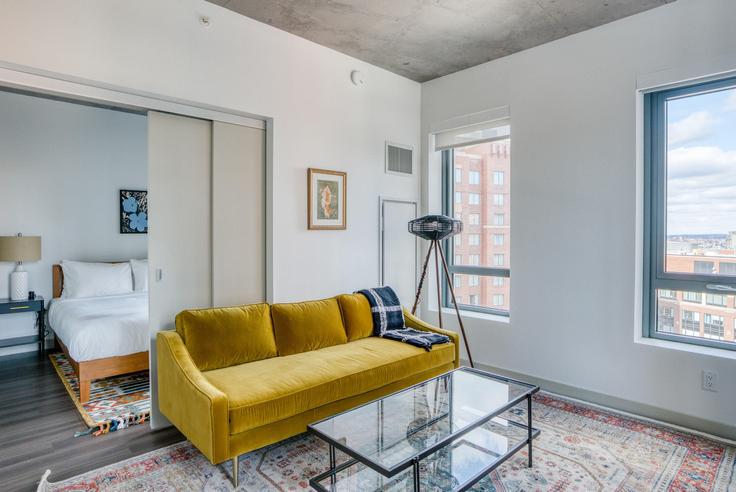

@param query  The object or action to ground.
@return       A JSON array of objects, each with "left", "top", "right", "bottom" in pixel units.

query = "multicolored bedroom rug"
[
  {"left": 49, "top": 352, "right": 150, "bottom": 436},
  {"left": 37, "top": 392, "right": 736, "bottom": 491}
]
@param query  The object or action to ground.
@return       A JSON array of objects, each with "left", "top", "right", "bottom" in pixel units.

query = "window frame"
[
  {"left": 442, "top": 148, "right": 510, "bottom": 317},
  {"left": 643, "top": 75, "right": 736, "bottom": 351}
]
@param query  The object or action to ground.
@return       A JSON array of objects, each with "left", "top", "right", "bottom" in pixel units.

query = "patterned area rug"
[
  {"left": 37, "top": 393, "right": 736, "bottom": 491},
  {"left": 49, "top": 353, "right": 150, "bottom": 436}
]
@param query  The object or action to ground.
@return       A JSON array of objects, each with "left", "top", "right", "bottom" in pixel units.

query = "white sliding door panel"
[
  {"left": 148, "top": 111, "right": 212, "bottom": 428},
  {"left": 380, "top": 199, "right": 417, "bottom": 308},
  {"left": 212, "top": 122, "right": 266, "bottom": 306}
]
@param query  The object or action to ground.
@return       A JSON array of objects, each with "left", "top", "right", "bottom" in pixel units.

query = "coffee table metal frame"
[{"left": 308, "top": 367, "right": 540, "bottom": 492}]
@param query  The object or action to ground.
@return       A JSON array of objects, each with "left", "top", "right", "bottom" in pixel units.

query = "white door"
[
  {"left": 147, "top": 112, "right": 267, "bottom": 429},
  {"left": 148, "top": 111, "right": 213, "bottom": 428},
  {"left": 212, "top": 121, "right": 266, "bottom": 306},
  {"left": 380, "top": 199, "right": 417, "bottom": 309}
]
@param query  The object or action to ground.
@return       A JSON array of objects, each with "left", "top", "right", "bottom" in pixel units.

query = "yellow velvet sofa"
[{"left": 157, "top": 293, "right": 458, "bottom": 486}]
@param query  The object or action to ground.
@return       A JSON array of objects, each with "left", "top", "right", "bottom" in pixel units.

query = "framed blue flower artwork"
[{"left": 120, "top": 190, "right": 148, "bottom": 234}]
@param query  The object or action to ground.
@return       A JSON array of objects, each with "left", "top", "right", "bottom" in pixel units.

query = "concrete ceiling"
[{"left": 209, "top": 0, "right": 674, "bottom": 82}]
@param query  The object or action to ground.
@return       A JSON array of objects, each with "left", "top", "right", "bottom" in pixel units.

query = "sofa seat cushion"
[{"left": 203, "top": 336, "right": 455, "bottom": 435}]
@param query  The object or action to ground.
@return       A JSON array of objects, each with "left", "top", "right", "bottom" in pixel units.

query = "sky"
[{"left": 666, "top": 87, "right": 736, "bottom": 236}]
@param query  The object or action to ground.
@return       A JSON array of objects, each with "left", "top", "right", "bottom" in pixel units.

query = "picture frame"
[
  {"left": 307, "top": 168, "right": 346, "bottom": 230},
  {"left": 120, "top": 189, "right": 148, "bottom": 234}
]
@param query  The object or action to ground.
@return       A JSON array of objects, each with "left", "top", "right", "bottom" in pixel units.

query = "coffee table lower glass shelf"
[{"left": 308, "top": 367, "right": 540, "bottom": 492}]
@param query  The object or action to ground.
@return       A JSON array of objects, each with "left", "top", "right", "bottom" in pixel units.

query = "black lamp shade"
[{"left": 408, "top": 215, "right": 463, "bottom": 241}]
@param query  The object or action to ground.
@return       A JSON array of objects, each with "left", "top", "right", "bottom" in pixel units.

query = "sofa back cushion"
[
  {"left": 271, "top": 297, "right": 348, "bottom": 356},
  {"left": 175, "top": 303, "right": 277, "bottom": 371},
  {"left": 337, "top": 293, "right": 374, "bottom": 341}
]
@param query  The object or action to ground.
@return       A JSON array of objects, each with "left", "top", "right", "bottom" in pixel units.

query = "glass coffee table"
[{"left": 308, "top": 367, "right": 540, "bottom": 491}]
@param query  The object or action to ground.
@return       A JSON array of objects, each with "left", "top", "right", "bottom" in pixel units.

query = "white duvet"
[{"left": 48, "top": 293, "right": 149, "bottom": 362}]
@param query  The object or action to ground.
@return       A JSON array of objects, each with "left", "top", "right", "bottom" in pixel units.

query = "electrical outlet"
[{"left": 702, "top": 370, "right": 719, "bottom": 392}]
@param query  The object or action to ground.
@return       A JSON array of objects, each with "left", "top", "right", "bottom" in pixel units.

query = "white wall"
[
  {"left": 0, "top": 0, "right": 421, "bottom": 306},
  {"left": 0, "top": 90, "right": 147, "bottom": 356},
  {"left": 421, "top": 0, "right": 736, "bottom": 436}
]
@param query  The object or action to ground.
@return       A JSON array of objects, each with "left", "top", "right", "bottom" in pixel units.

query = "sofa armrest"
[
  {"left": 403, "top": 309, "right": 460, "bottom": 368},
  {"left": 156, "top": 330, "right": 230, "bottom": 463}
]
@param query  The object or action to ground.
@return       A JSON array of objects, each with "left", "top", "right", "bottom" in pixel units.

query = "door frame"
[{"left": 378, "top": 197, "right": 418, "bottom": 296}]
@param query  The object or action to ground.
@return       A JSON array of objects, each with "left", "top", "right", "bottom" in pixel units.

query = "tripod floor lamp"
[{"left": 408, "top": 215, "right": 474, "bottom": 368}]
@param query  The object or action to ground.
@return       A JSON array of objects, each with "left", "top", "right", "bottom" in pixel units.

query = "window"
[
  {"left": 681, "top": 310, "right": 700, "bottom": 336},
  {"left": 454, "top": 235, "right": 461, "bottom": 247},
  {"left": 441, "top": 124, "right": 511, "bottom": 315},
  {"left": 694, "top": 261, "right": 715, "bottom": 274},
  {"left": 453, "top": 274, "right": 461, "bottom": 287},
  {"left": 704, "top": 314, "right": 724, "bottom": 340},
  {"left": 657, "top": 306, "right": 675, "bottom": 333},
  {"left": 683, "top": 291, "right": 702, "bottom": 303},
  {"left": 455, "top": 191, "right": 462, "bottom": 204},
  {"left": 645, "top": 76, "right": 736, "bottom": 350},
  {"left": 659, "top": 289, "right": 676, "bottom": 299},
  {"left": 454, "top": 168, "right": 462, "bottom": 183},
  {"left": 706, "top": 293, "right": 727, "bottom": 307}
]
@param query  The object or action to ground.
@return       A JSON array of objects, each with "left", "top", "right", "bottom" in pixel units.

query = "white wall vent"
[{"left": 385, "top": 142, "right": 413, "bottom": 176}]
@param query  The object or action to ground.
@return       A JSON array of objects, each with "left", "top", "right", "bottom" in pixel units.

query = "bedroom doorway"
[
  {"left": 0, "top": 70, "right": 268, "bottom": 449},
  {"left": 0, "top": 86, "right": 153, "bottom": 436}
]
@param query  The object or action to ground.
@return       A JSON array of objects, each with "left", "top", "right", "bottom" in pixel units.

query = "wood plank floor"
[{"left": 0, "top": 351, "right": 184, "bottom": 492}]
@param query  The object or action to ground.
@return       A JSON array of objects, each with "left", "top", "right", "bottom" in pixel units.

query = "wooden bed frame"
[{"left": 52, "top": 264, "right": 149, "bottom": 403}]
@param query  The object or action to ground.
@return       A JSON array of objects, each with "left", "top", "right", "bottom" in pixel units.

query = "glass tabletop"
[
  {"left": 312, "top": 416, "right": 538, "bottom": 492},
  {"left": 308, "top": 367, "right": 538, "bottom": 476}
]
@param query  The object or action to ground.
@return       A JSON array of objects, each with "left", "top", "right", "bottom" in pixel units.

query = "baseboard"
[{"left": 469, "top": 360, "right": 736, "bottom": 443}]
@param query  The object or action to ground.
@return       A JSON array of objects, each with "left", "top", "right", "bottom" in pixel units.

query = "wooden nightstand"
[{"left": 0, "top": 296, "right": 46, "bottom": 356}]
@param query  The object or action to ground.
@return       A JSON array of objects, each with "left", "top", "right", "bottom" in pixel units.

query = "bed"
[{"left": 49, "top": 263, "right": 149, "bottom": 402}]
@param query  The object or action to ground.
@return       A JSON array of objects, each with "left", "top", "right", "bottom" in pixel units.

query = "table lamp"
[{"left": 0, "top": 233, "right": 42, "bottom": 301}]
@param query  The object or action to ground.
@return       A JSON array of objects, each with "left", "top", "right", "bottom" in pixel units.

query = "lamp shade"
[
  {"left": 0, "top": 235, "right": 42, "bottom": 262},
  {"left": 408, "top": 215, "right": 462, "bottom": 241}
]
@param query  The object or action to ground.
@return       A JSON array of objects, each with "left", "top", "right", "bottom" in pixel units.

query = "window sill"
[
  {"left": 635, "top": 336, "right": 736, "bottom": 360},
  {"left": 429, "top": 307, "right": 510, "bottom": 324}
]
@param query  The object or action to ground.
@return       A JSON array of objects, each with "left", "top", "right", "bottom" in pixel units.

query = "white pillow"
[
  {"left": 60, "top": 261, "right": 133, "bottom": 299},
  {"left": 130, "top": 259, "right": 148, "bottom": 293}
]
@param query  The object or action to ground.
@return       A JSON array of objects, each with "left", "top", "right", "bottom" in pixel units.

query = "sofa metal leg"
[{"left": 231, "top": 455, "right": 239, "bottom": 488}]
